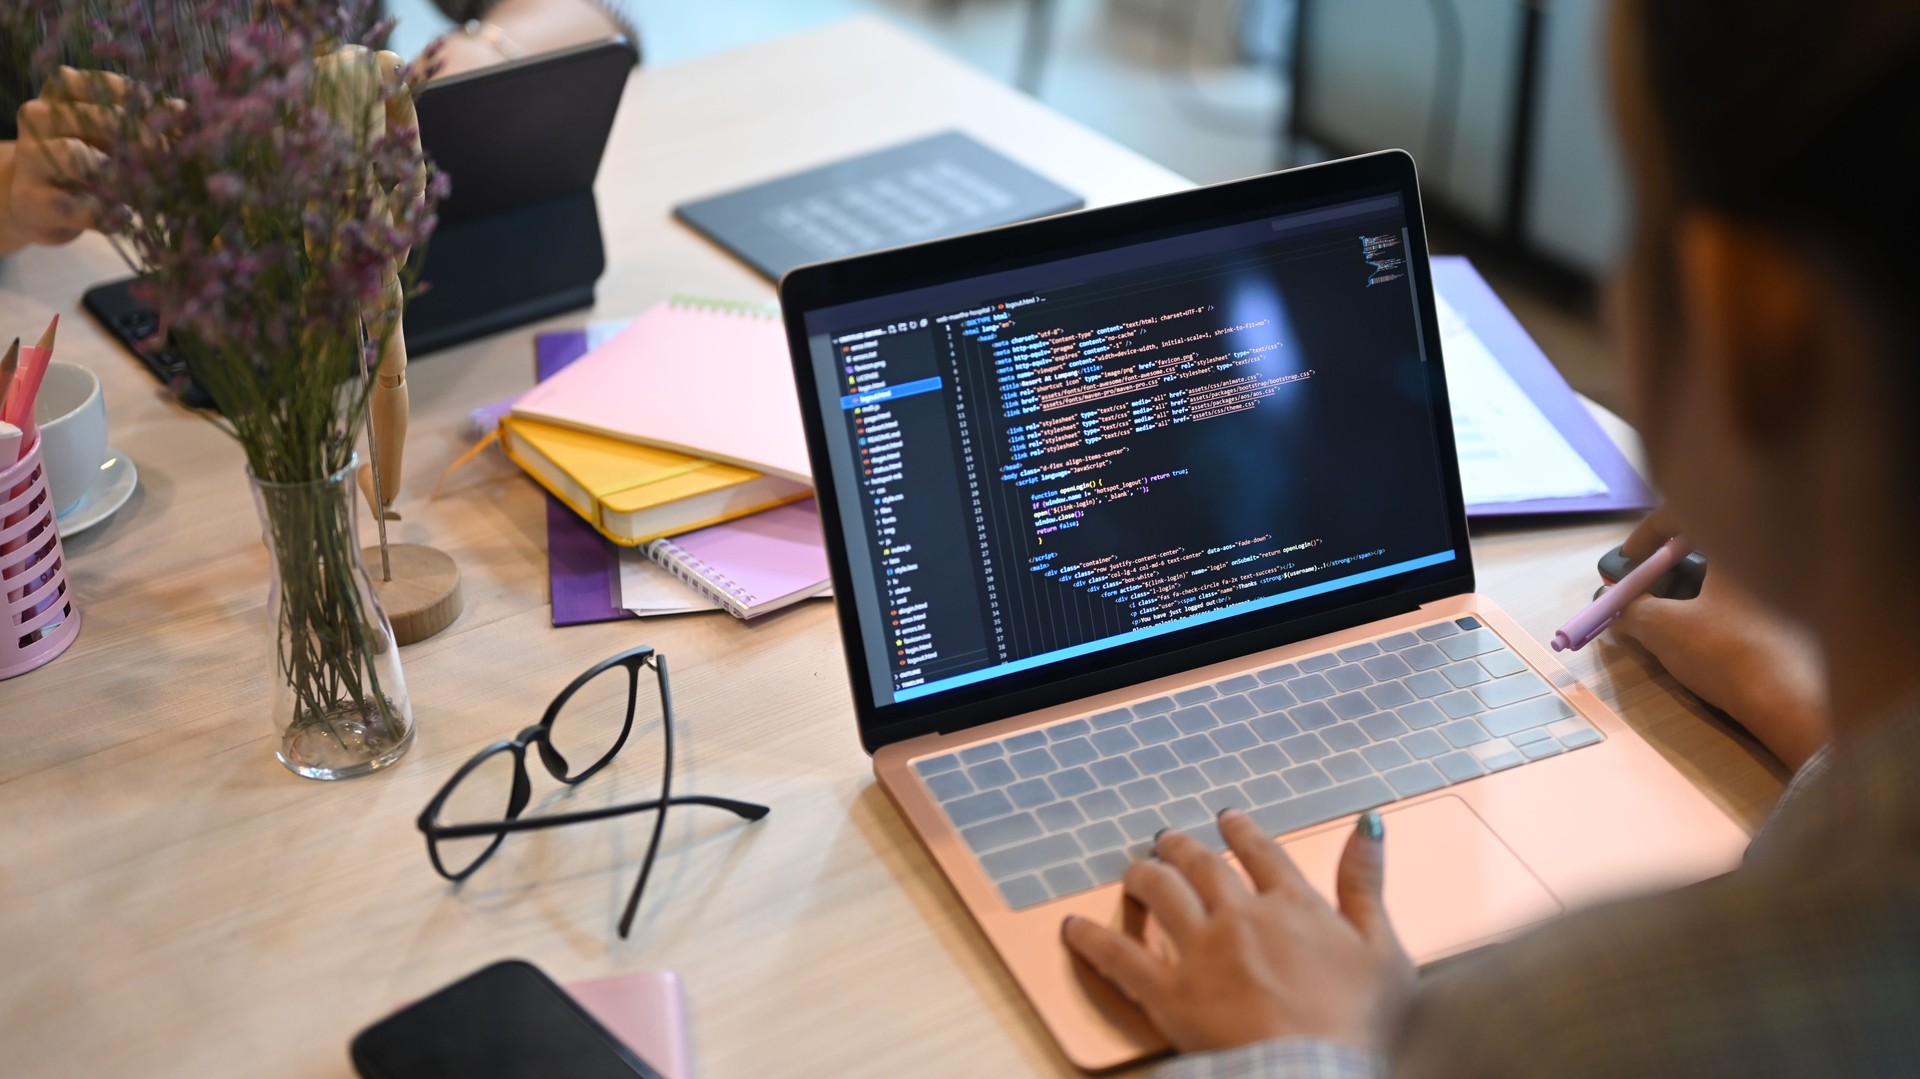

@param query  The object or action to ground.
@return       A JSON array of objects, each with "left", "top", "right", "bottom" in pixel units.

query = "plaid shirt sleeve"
[{"left": 1152, "top": 1039, "right": 1384, "bottom": 1079}]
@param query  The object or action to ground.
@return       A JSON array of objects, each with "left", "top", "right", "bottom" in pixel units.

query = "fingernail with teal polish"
[{"left": 1358, "top": 810, "right": 1384, "bottom": 841}]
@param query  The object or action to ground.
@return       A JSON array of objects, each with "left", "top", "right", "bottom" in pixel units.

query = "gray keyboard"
[{"left": 912, "top": 617, "right": 1604, "bottom": 911}]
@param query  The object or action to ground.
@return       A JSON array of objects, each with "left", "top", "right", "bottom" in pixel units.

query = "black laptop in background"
[{"left": 83, "top": 37, "right": 638, "bottom": 409}]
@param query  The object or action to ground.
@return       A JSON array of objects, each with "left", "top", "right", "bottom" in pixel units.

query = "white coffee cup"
[{"left": 32, "top": 363, "right": 108, "bottom": 517}]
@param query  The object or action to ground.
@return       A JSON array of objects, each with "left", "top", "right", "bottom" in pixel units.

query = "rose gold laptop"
[{"left": 779, "top": 150, "right": 1747, "bottom": 1071}]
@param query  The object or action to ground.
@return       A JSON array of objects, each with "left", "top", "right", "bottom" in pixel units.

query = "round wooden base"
[{"left": 362, "top": 543, "right": 463, "bottom": 645}]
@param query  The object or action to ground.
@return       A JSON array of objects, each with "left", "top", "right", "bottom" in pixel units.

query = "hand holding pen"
[
  {"left": 1551, "top": 535, "right": 1695, "bottom": 652},
  {"left": 1553, "top": 510, "right": 1829, "bottom": 769}
]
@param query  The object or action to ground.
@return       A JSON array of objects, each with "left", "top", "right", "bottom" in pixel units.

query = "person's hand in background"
[
  {"left": 433, "top": 0, "right": 628, "bottom": 76},
  {"left": 1611, "top": 508, "right": 1829, "bottom": 769},
  {"left": 1063, "top": 810, "right": 1415, "bottom": 1056},
  {"left": 0, "top": 67, "right": 122, "bottom": 257}
]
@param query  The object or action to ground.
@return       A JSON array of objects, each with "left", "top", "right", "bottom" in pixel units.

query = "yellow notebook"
[{"left": 499, "top": 416, "right": 810, "bottom": 546}]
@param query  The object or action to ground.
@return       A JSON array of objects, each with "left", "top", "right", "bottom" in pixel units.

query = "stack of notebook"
[
  {"left": 502, "top": 418, "right": 806, "bottom": 545},
  {"left": 505, "top": 133, "right": 1094, "bottom": 625},
  {"left": 514, "top": 299, "right": 830, "bottom": 624},
  {"left": 502, "top": 297, "right": 815, "bottom": 544}
]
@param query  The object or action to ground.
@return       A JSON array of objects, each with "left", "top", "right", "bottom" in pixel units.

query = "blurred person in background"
[
  {"left": 428, "top": 0, "right": 636, "bottom": 74},
  {"left": 1063, "top": 0, "right": 1920, "bottom": 1074},
  {"left": 0, "top": 0, "right": 637, "bottom": 257}
]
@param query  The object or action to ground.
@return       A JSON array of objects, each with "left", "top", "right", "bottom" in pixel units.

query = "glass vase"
[{"left": 251, "top": 457, "right": 414, "bottom": 780}]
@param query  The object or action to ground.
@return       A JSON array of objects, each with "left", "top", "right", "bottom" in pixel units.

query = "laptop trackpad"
[{"left": 1280, "top": 796, "right": 1562, "bottom": 962}]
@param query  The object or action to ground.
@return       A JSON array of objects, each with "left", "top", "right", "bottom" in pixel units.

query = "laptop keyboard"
[{"left": 912, "top": 617, "right": 1604, "bottom": 911}]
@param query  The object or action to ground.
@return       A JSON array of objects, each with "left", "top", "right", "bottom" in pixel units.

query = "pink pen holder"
[{"left": 0, "top": 432, "right": 81, "bottom": 679}]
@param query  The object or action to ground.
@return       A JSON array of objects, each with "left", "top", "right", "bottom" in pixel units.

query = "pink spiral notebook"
[
  {"left": 511, "top": 298, "right": 813, "bottom": 484},
  {"left": 646, "top": 500, "right": 830, "bottom": 620}
]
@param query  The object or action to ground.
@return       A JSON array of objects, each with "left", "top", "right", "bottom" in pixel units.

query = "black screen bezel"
[{"left": 779, "top": 150, "right": 1473, "bottom": 753}]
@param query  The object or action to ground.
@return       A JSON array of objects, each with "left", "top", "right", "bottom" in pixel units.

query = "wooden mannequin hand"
[{"left": 313, "top": 46, "right": 422, "bottom": 519}]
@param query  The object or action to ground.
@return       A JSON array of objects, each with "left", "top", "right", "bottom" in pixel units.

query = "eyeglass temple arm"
[
  {"left": 428, "top": 794, "right": 770, "bottom": 839},
  {"left": 623, "top": 654, "right": 677, "bottom": 940}
]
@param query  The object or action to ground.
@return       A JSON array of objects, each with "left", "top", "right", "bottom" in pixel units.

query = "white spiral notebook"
[{"left": 645, "top": 500, "right": 831, "bottom": 620}]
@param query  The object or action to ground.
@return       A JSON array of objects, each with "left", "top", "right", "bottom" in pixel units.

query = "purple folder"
[
  {"left": 536, "top": 330, "right": 636, "bottom": 626},
  {"left": 1432, "top": 256, "right": 1654, "bottom": 517}
]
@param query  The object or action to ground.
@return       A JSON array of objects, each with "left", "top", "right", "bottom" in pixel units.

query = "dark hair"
[
  {"left": 1626, "top": 0, "right": 1920, "bottom": 493},
  {"left": 1629, "top": 1, "right": 1920, "bottom": 334}
]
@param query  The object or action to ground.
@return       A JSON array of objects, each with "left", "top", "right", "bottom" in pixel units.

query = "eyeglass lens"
[
  {"left": 547, "top": 660, "right": 646, "bottom": 781},
  {"left": 433, "top": 748, "right": 520, "bottom": 877}
]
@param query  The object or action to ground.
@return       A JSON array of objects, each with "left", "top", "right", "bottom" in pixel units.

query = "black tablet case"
[{"left": 405, "top": 39, "right": 636, "bottom": 355}]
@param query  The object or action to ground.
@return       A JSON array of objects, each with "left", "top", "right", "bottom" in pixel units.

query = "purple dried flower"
[
  {"left": 32, "top": 0, "right": 441, "bottom": 482},
  {"left": 205, "top": 171, "right": 246, "bottom": 203}
]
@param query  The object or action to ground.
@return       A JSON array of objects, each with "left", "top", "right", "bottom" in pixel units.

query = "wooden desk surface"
[{"left": 0, "top": 18, "right": 1785, "bottom": 1078}]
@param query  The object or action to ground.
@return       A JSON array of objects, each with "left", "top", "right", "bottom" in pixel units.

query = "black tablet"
[
  {"left": 416, "top": 36, "right": 636, "bottom": 224},
  {"left": 405, "top": 36, "right": 637, "bottom": 353}
]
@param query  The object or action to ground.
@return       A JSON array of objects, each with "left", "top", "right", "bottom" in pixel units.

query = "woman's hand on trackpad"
[{"left": 1061, "top": 808, "right": 1415, "bottom": 1055}]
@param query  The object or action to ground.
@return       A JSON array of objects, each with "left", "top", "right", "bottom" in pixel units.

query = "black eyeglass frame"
[{"left": 417, "top": 646, "right": 769, "bottom": 937}]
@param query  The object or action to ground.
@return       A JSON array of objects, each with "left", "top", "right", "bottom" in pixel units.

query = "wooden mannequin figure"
[{"left": 324, "top": 46, "right": 464, "bottom": 645}]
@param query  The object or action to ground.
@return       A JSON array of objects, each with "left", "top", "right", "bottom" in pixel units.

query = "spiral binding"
[
  {"left": 666, "top": 295, "right": 780, "bottom": 320},
  {"left": 648, "top": 537, "right": 754, "bottom": 619}
]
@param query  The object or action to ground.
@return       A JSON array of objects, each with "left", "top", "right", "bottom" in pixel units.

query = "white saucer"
[{"left": 55, "top": 446, "right": 139, "bottom": 537}]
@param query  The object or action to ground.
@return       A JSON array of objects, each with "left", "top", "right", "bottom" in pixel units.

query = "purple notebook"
[
  {"left": 537, "top": 330, "right": 636, "bottom": 626},
  {"left": 1432, "top": 257, "right": 1654, "bottom": 517}
]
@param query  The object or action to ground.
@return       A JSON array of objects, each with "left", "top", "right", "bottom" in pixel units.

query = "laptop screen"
[{"left": 793, "top": 169, "right": 1462, "bottom": 719}]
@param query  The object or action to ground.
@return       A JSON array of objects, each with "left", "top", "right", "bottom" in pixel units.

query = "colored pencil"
[
  {"left": 0, "top": 339, "right": 17, "bottom": 423},
  {"left": 5, "top": 334, "right": 54, "bottom": 434}
]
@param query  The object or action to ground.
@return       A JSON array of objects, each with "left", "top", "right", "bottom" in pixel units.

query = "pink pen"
[{"left": 1550, "top": 536, "right": 1693, "bottom": 652}]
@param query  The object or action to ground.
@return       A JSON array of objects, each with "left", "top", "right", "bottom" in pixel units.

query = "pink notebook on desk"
[
  {"left": 646, "top": 500, "right": 829, "bottom": 620},
  {"left": 511, "top": 298, "right": 813, "bottom": 483}
]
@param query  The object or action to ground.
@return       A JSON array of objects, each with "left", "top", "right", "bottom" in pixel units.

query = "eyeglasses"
[{"left": 417, "top": 646, "right": 769, "bottom": 937}]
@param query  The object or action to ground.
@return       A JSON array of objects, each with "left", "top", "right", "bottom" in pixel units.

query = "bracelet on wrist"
[{"left": 459, "top": 19, "right": 525, "bottom": 60}]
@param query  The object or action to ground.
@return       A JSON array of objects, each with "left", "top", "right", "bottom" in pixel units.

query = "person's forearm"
[
  {"left": 1611, "top": 576, "right": 1830, "bottom": 772},
  {"left": 435, "top": 0, "right": 624, "bottom": 76}
]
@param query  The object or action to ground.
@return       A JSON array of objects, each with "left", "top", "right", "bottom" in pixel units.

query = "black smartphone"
[{"left": 350, "top": 959, "right": 663, "bottom": 1079}]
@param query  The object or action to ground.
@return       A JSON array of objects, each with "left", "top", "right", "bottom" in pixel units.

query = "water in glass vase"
[{"left": 252, "top": 457, "right": 415, "bottom": 779}]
